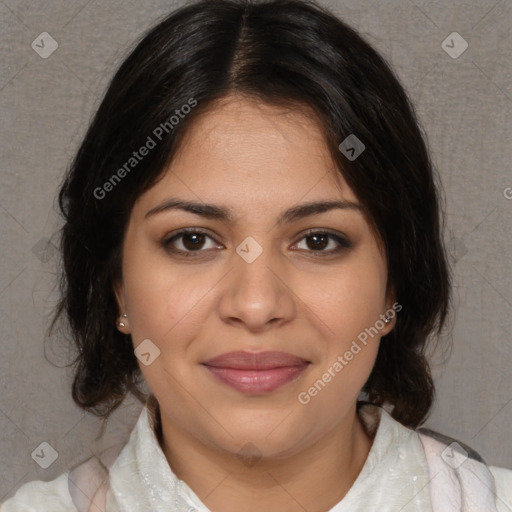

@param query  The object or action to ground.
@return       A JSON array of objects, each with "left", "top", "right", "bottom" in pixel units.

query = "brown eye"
[
  {"left": 305, "top": 233, "right": 329, "bottom": 250},
  {"left": 162, "top": 228, "right": 351, "bottom": 259},
  {"left": 294, "top": 230, "right": 351, "bottom": 255},
  {"left": 180, "top": 232, "right": 207, "bottom": 250},
  {"left": 163, "top": 229, "right": 220, "bottom": 256}
]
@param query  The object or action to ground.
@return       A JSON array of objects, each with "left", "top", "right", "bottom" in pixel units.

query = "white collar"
[
  {"left": 107, "top": 394, "right": 209, "bottom": 511},
  {"left": 106, "top": 396, "right": 429, "bottom": 511}
]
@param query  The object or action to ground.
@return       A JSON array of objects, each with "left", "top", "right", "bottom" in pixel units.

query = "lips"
[
  {"left": 203, "top": 350, "right": 309, "bottom": 370},
  {"left": 202, "top": 350, "right": 310, "bottom": 394}
]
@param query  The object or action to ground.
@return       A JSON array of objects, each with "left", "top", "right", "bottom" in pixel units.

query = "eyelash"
[{"left": 162, "top": 228, "right": 351, "bottom": 258}]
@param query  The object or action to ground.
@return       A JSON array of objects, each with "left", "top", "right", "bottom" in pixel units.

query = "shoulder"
[
  {"left": 417, "top": 427, "right": 512, "bottom": 511},
  {"left": 0, "top": 433, "right": 130, "bottom": 512},
  {"left": 0, "top": 473, "right": 76, "bottom": 512},
  {"left": 489, "top": 465, "right": 512, "bottom": 512}
]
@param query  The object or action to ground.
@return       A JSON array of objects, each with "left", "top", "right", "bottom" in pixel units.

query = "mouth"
[{"left": 201, "top": 350, "right": 311, "bottom": 394}]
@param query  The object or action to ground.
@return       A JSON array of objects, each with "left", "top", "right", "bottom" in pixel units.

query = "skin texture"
[{"left": 115, "top": 94, "right": 396, "bottom": 512}]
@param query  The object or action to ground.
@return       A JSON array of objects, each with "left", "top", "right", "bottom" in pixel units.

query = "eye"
[
  {"left": 162, "top": 228, "right": 351, "bottom": 258},
  {"left": 162, "top": 228, "right": 220, "bottom": 257},
  {"left": 293, "top": 229, "right": 351, "bottom": 256}
]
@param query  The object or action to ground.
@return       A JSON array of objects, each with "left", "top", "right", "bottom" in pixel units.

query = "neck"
[{"left": 158, "top": 404, "right": 374, "bottom": 512}]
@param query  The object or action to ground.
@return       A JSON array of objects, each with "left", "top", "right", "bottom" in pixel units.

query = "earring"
[
  {"left": 118, "top": 313, "right": 127, "bottom": 327},
  {"left": 384, "top": 315, "right": 391, "bottom": 324}
]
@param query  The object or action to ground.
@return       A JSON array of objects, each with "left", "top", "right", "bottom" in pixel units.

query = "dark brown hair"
[{"left": 51, "top": 0, "right": 451, "bottom": 428}]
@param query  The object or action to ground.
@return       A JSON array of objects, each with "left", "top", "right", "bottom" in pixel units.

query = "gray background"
[{"left": 1, "top": 0, "right": 511, "bottom": 502}]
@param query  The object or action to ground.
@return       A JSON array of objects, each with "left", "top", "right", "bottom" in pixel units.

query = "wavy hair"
[{"left": 51, "top": 0, "right": 451, "bottom": 428}]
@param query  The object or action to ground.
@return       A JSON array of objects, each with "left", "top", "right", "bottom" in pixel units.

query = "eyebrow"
[{"left": 144, "top": 198, "right": 362, "bottom": 225}]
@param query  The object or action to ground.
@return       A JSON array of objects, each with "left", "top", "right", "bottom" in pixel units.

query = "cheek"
[
  {"left": 299, "top": 261, "right": 385, "bottom": 407},
  {"left": 307, "top": 253, "right": 387, "bottom": 341},
  {"left": 121, "top": 243, "right": 194, "bottom": 340},
  {"left": 126, "top": 272, "right": 204, "bottom": 341},
  {"left": 122, "top": 250, "right": 229, "bottom": 370}
]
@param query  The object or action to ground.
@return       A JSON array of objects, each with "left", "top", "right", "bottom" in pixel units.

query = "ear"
[
  {"left": 381, "top": 285, "right": 399, "bottom": 336},
  {"left": 386, "top": 285, "right": 397, "bottom": 314},
  {"left": 113, "top": 279, "right": 125, "bottom": 311}
]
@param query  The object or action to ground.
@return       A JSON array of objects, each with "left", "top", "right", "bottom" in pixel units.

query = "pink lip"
[{"left": 202, "top": 350, "right": 310, "bottom": 394}]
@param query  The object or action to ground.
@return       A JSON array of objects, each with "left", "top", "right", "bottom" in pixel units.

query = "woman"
[{"left": 2, "top": 0, "right": 511, "bottom": 510}]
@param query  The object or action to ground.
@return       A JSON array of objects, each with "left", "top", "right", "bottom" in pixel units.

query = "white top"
[{"left": 2, "top": 397, "right": 511, "bottom": 511}]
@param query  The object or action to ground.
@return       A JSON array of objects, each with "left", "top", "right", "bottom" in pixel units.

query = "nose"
[{"left": 217, "top": 241, "right": 296, "bottom": 332}]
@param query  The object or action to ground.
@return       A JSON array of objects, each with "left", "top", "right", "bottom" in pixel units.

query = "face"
[{"left": 115, "top": 94, "right": 395, "bottom": 460}]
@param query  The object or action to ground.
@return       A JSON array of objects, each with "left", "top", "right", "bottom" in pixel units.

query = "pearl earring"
[{"left": 118, "top": 313, "right": 127, "bottom": 327}]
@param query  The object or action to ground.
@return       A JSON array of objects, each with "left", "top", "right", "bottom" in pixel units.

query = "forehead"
[
  {"left": 180, "top": 94, "right": 327, "bottom": 149},
  {"left": 151, "top": 94, "right": 356, "bottom": 204}
]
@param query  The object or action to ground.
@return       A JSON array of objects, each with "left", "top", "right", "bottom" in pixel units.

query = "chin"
[{"left": 204, "top": 417, "right": 312, "bottom": 461}]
